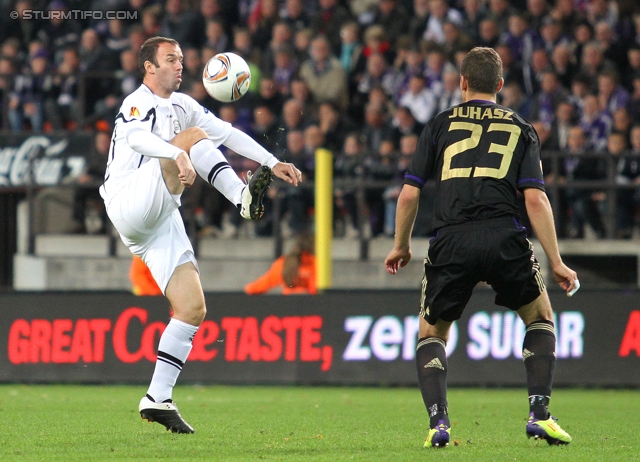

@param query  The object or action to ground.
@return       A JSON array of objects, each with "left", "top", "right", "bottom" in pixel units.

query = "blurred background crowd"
[{"left": 1, "top": 0, "right": 640, "bottom": 240}]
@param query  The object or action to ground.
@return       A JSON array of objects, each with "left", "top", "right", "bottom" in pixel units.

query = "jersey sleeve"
[
  {"left": 517, "top": 126, "right": 545, "bottom": 192},
  {"left": 184, "top": 95, "right": 234, "bottom": 146},
  {"left": 118, "top": 93, "right": 184, "bottom": 160},
  {"left": 404, "top": 120, "right": 436, "bottom": 189}
]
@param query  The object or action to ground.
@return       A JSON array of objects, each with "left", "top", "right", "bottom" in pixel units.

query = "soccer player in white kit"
[{"left": 100, "top": 37, "right": 302, "bottom": 433}]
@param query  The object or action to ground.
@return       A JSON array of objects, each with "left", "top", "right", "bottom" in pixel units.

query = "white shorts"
[{"left": 104, "top": 159, "right": 198, "bottom": 293}]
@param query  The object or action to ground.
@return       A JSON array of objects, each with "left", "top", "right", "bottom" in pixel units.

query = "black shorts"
[{"left": 420, "top": 217, "right": 545, "bottom": 324}]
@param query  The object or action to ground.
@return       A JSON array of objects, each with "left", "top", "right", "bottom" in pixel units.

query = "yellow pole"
[{"left": 314, "top": 148, "right": 333, "bottom": 289}]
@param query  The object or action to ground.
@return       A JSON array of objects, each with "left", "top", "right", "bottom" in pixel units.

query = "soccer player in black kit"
[{"left": 385, "top": 47, "right": 578, "bottom": 448}]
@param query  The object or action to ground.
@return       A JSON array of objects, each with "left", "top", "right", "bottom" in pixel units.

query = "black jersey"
[{"left": 404, "top": 100, "right": 545, "bottom": 231}]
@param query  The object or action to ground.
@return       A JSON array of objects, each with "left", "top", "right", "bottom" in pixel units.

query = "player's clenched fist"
[{"left": 176, "top": 152, "right": 196, "bottom": 186}]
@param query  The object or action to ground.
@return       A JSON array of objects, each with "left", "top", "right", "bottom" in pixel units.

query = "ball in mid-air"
[{"left": 202, "top": 52, "right": 251, "bottom": 103}]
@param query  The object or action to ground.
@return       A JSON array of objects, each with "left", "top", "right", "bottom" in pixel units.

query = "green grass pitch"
[{"left": 0, "top": 385, "right": 637, "bottom": 461}]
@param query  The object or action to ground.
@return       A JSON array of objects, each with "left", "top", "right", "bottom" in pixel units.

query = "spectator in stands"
[
  {"left": 282, "top": 0, "right": 310, "bottom": 32},
  {"left": 280, "top": 129, "right": 306, "bottom": 171},
  {"left": 500, "top": 12, "right": 543, "bottom": 68},
  {"left": 317, "top": 101, "right": 355, "bottom": 154},
  {"left": 624, "top": 46, "right": 640, "bottom": 92},
  {"left": 547, "top": 100, "right": 577, "bottom": 152},
  {"left": 334, "top": 132, "right": 365, "bottom": 237},
  {"left": 382, "top": 133, "right": 417, "bottom": 236},
  {"left": 390, "top": 105, "right": 425, "bottom": 147},
  {"left": 338, "top": 21, "right": 364, "bottom": 97},
  {"left": 310, "top": 0, "right": 353, "bottom": 55},
  {"left": 254, "top": 75, "right": 284, "bottom": 115},
  {"left": 160, "top": 0, "right": 202, "bottom": 49},
  {"left": 486, "top": 0, "right": 516, "bottom": 34},
  {"left": 271, "top": 46, "right": 298, "bottom": 97},
  {"left": 244, "top": 232, "right": 316, "bottom": 295},
  {"left": 526, "top": 0, "right": 551, "bottom": 32},
  {"left": 127, "top": 25, "right": 147, "bottom": 53},
  {"left": 436, "top": 68, "right": 462, "bottom": 114},
  {"left": 585, "top": 0, "right": 617, "bottom": 30},
  {"left": 290, "top": 76, "right": 316, "bottom": 119},
  {"left": 459, "top": 0, "right": 486, "bottom": 42},
  {"left": 261, "top": 21, "right": 293, "bottom": 76},
  {"left": 0, "top": 58, "right": 16, "bottom": 127},
  {"left": 477, "top": 17, "right": 501, "bottom": 49},
  {"left": 609, "top": 130, "right": 636, "bottom": 238},
  {"left": 594, "top": 20, "right": 627, "bottom": 69},
  {"left": 499, "top": 80, "right": 531, "bottom": 118},
  {"left": 423, "top": 45, "right": 455, "bottom": 94},
  {"left": 360, "top": 102, "right": 394, "bottom": 156},
  {"left": 95, "top": 48, "right": 142, "bottom": 126},
  {"left": 292, "top": 27, "right": 312, "bottom": 64},
  {"left": 275, "top": 98, "right": 309, "bottom": 154},
  {"left": 551, "top": 43, "right": 577, "bottom": 90},
  {"left": 397, "top": 73, "right": 437, "bottom": 124},
  {"left": 79, "top": 28, "right": 119, "bottom": 117},
  {"left": 365, "top": 138, "right": 397, "bottom": 236},
  {"left": 580, "top": 93, "right": 612, "bottom": 152},
  {"left": 421, "top": 0, "right": 463, "bottom": 44},
  {"left": 578, "top": 41, "right": 616, "bottom": 92},
  {"left": 442, "top": 20, "right": 474, "bottom": 63},
  {"left": 597, "top": 70, "right": 630, "bottom": 116},
  {"left": 530, "top": 69, "right": 570, "bottom": 127},
  {"left": 141, "top": 5, "right": 163, "bottom": 39},
  {"left": 179, "top": 47, "right": 202, "bottom": 92},
  {"left": 105, "top": 19, "right": 129, "bottom": 58},
  {"left": 8, "top": 49, "right": 50, "bottom": 131},
  {"left": 408, "top": 0, "right": 430, "bottom": 44},
  {"left": 70, "top": 130, "right": 110, "bottom": 234},
  {"left": 495, "top": 44, "right": 526, "bottom": 93},
  {"left": 299, "top": 35, "right": 348, "bottom": 111},
  {"left": 540, "top": 16, "right": 571, "bottom": 56},
  {"left": 273, "top": 126, "right": 320, "bottom": 236},
  {"left": 37, "top": 1, "right": 80, "bottom": 66},
  {"left": 563, "top": 125, "right": 607, "bottom": 238},
  {"left": 611, "top": 107, "right": 633, "bottom": 141},
  {"left": 45, "top": 46, "right": 80, "bottom": 131},
  {"left": 355, "top": 52, "right": 403, "bottom": 112},
  {"left": 3, "top": 0, "right": 42, "bottom": 48},
  {"left": 252, "top": 103, "right": 281, "bottom": 155},
  {"left": 248, "top": 0, "right": 280, "bottom": 52},
  {"left": 551, "top": 0, "right": 583, "bottom": 38},
  {"left": 369, "top": 0, "right": 410, "bottom": 48},
  {"left": 204, "top": 19, "right": 229, "bottom": 53}
]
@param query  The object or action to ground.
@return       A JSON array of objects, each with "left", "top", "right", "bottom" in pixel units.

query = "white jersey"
[{"left": 100, "top": 84, "right": 275, "bottom": 202}]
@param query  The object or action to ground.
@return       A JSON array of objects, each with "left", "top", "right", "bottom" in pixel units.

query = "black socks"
[
  {"left": 523, "top": 320, "right": 556, "bottom": 419},
  {"left": 416, "top": 337, "right": 450, "bottom": 428}
]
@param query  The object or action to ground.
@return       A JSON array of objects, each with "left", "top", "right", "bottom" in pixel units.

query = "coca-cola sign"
[{"left": 0, "top": 134, "right": 91, "bottom": 187}]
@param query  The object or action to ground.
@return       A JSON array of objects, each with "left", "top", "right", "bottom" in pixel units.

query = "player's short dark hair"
[
  {"left": 460, "top": 47, "right": 503, "bottom": 95},
  {"left": 138, "top": 36, "right": 179, "bottom": 76}
]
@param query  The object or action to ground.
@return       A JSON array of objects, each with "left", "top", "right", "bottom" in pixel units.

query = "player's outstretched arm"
[
  {"left": 385, "top": 185, "right": 420, "bottom": 274},
  {"left": 523, "top": 188, "right": 578, "bottom": 295}
]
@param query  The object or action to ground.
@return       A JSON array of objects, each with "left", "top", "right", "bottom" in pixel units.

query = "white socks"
[
  {"left": 190, "top": 139, "right": 244, "bottom": 205},
  {"left": 147, "top": 318, "right": 199, "bottom": 403}
]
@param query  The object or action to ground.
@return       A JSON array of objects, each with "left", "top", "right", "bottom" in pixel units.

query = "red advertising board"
[{"left": 0, "top": 290, "right": 638, "bottom": 386}]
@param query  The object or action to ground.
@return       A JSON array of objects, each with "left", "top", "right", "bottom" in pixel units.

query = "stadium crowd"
[{"left": 1, "top": 0, "right": 640, "bottom": 239}]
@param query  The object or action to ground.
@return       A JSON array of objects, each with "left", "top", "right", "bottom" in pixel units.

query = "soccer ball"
[{"left": 202, "top": 52, "right": 251, "bottom": 103}]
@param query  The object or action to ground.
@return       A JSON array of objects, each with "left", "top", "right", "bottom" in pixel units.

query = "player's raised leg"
[
  {"left": 518, "top": 291, "right": 572, "bottom": 445},
  {"left": 417, "top": 316, "right": 452, "bottom": 448},
  {"left": 169, "top": 128, "right": 273, "bottom": 219},
  {"left": 139, "top": 261, "right": 205, "bottom": 434}
]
